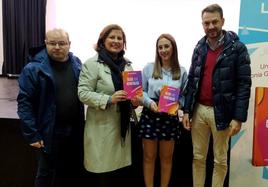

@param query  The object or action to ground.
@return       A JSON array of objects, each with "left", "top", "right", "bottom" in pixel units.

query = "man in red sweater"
[{"left": 182, "top": 4, "right": 251, "bottom": 187}]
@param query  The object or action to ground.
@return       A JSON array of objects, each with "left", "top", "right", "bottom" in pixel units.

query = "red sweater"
[{"left": 198, "top": 46, "right": 223, "bottom": 106}]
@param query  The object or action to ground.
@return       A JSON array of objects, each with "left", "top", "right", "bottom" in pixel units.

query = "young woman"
[{"left": 138, "top": 34, "right": 188, "bottom": 187}]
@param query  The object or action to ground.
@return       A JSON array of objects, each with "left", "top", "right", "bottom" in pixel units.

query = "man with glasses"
[{"left": 17, "top": 28, "right": 85, "bottom": 187}]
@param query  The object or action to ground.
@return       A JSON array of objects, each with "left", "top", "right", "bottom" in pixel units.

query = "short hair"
[
  {"left": 45, "top": 28, "right": 70, "bottom": 42},
  {"left": 201, "top": 4, "right": 223, "bottom": 18},
  {"left": 152, "top": 33, "right": 181, "bottom": 80},
  {"left": 95, "top": 24, "right": 126, "bottom": 52}
]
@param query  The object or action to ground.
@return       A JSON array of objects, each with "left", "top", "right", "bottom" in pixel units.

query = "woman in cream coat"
[{"left": 78, "top": 24, "right": 139, "bottom": 187}]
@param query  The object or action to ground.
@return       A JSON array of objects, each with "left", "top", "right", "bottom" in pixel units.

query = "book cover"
[
  {"left": 252, "top": 87, "right": 268, "bottom": 166},
  {"left": 122, "top": 71, "right": 143, "bottom": 99},
  {"left": 158, "top": 85, "right": 180, "bottom": 115}
]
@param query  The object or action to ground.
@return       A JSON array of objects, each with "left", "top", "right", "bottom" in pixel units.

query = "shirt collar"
[
  {"left": 161, "top": 67, "right": 171, "bottom": 74},
  {"left": 206, "top": 33, "right": 225, "bottom": 50}
]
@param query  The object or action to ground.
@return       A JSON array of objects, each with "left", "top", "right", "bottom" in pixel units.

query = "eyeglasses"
[{"left": 46, "top": 41, "right": 69, "bottom": 47}]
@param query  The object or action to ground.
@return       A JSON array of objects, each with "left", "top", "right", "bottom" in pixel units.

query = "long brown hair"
[
  {"left": 95, "top": 24, "right": 127, "bottom": 52},
  {"left": 152, "top": 33, "right": 181, "bottom": 80}
]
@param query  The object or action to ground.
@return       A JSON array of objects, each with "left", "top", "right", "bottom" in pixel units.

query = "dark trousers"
[
  {"left": 88, "top": 166, "right": 133, "bottom": 187},
  {"left": 34, "top": 134, "right": 85, "bottom": 187}
]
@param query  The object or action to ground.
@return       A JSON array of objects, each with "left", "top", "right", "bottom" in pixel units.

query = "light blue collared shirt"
[{"left": 142, "top": 62, "right": 188, "bottom": 108}]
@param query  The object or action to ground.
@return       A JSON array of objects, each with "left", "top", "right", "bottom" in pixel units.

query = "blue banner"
[
  {"left": 230, "top": 0, "right": 268, "bottom": 186},
  {"left": 239, "top": 0, "right": 268, "bottom": 44}
]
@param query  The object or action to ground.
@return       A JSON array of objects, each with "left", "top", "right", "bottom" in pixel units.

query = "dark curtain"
[{"left": 2, "top": 0, "right": 47, "bottom": 76}]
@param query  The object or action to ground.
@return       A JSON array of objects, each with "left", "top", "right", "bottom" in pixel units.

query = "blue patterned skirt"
[{"left": 137, "top": 106, "right": 181, "bottom": 140}]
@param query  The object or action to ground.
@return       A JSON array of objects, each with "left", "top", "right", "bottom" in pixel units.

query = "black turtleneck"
[{"left": 50, "top": 59, "right": 79, "bottom": 136}]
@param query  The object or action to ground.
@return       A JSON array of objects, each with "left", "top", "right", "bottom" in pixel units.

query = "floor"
[{"left": 0, "top": 77, "right": 36, "bottom": 187}]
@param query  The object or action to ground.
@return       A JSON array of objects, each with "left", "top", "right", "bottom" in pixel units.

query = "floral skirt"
[{"left": 137, "top": 107, "right": 181, "bottom": 140}]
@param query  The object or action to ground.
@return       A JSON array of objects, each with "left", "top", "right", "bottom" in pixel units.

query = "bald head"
[
  {"left": 46, "top": 28, "right": 70, "bottom": 42},
  {"left": 45, "top": 28, "right": 71, "bottom": 62}
]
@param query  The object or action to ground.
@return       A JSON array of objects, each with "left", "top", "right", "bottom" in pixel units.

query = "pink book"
[
  {"left": 122, "top": 71, "right": 143, "bottom": 99},
  {"left": 252, "top": 87, "right": 268, "bottom": 166},
  {"left": 158, "top": 85, "right": 180, "bottom": 115}
]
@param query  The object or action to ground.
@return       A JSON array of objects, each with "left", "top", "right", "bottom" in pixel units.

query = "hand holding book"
[
  {"left": 123, "top": 70, "right": 143, "bottom": 100},
  {"left": 150, "top": 101, "right": 158, "bottom": 113}
]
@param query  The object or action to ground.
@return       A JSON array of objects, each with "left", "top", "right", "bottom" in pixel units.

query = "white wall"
[
  {"left": 0, "top": 0, "right": 240, "bottom": 75},
  {"left": 46, "top": 0, "right": 240, "bottom": 71},
  {"left": 46, "top": 0, "right": 57, "bottom": 32},
  {"left": 0, "top": 0, "right": 3, "bottom": 74}
]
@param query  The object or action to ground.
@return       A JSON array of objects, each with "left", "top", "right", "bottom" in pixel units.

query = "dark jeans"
[{"left": 34, "top": 134, "right": 85, "bottom": 187}]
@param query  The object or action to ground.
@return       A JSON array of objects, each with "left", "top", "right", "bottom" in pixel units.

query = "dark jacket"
[
  {"left": 183, "top": 31, "right": 251, "bottom": 130},
  {"left": 17, "top": 47, "right": 84, "bottom": 153}
]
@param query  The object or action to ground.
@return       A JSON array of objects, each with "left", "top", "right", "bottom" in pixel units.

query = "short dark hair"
[{"left": 202, "top": 4, "right": 223, "bottom": 18}]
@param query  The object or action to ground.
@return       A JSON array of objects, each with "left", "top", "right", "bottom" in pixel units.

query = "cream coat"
[{"left": 78, "top": 54, "right": 132, "bottom": 173}]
